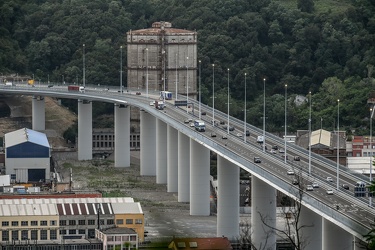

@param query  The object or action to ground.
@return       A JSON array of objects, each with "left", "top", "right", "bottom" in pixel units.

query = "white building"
[{"left": 4, "top": 128, "right": 51, "bottom": 183}]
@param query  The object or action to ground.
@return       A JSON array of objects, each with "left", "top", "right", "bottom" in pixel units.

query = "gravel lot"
[{"left": 53, "top": 150, "right": 218, "bottom": 244}]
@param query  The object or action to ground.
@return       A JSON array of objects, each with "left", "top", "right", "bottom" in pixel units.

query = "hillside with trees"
[{"left": 0, "top": 0, "right": 375, "bottom": 134}]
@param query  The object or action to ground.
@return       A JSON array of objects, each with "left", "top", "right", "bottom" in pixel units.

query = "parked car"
[{"left": 254, "top": 157, "right": 261, "bottom": 163}]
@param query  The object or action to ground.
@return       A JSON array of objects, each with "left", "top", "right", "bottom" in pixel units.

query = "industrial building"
[
  {"left": 127, "top": 21, "right": 197, "bottom": 97},
  {"left": 3, "top": 128, "right": 51, "bottom": 183},
  {"left": 0, "top": 197, "right": 144, "bottom": 248}
]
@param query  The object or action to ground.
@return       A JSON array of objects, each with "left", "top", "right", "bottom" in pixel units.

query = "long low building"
[{"left": 0, "top": 197, "right": 145, "bottom": 245}]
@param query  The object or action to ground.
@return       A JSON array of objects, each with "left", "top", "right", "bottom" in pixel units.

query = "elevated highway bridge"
[{"left": 0, "top": 83, "right": 373, "bottom": 249}]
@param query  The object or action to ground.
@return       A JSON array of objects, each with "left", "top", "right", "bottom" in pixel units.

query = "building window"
[
  {"left": 40, "top": 230, "right": 47, "bottom": 240},
  {"left": 59, "top": 220, "right": 66, "bottom": 226},
  {"left": 21, "top": 221, "right": 28, "bottom": 226},
  {"left": 107, "top": 236, "right": 113, "bottom": 242},
  {"left": 135, "top": 219, "right": 142, "bottom": 224},
  {"left": 107, "top": 219, "right": 114, "bottom": 225},
  {"left": 69, "top": 220, "right": 76, "bottom": 226},
  {"left": 2, "top": 221, "right": 9, "bottom": 227},
  {"left": 21, "top": 230, "right": 28, "bottom": 240},
  {"left": 100, "top": 219, "right": 105, "bottom": 225},
  {"left": 69, "top": 229, "right": 76, "bottom": 235},
  {"left": 50, "top": 230, "right": 57, "bottom": 240},
  {"left": 78, "top": 220, "right": 86, "bottom": 225},
  {"left": 50, "top": 220, "right": 57, "bottom": 226},
  {"left": 88, "top": 220, "right": 95, "bottom": 225},
  {"left": 40, "top": 221, "right": 47, "bottom": 226},
  {"left": 11, "top": 221, "right": 19, "bottom": 226},
  {"left": 126, "top": 219, "right": 133, "bottom": 225},
  {"left": 130, "top": 235, "right": 137, "bottom": 241},
  {"left": 2, "top": 231, "right": 9, "bottom": 241},
  {"left": 31, "top": 221, "right": 38, "bottom": 226},
  {"left": 88, "top": 229, "right": 95, "bottom": 238},
  {"left": 12, "top": 230, "right": 18, "bottom": 240},
  {"left": 116, "top": 219, "right": 123, "bottom": 225},
  {"left": 59, "top": 230, "right": 66, "bottom": 235},
  {"left": 31, "top": 230, "right": 37, "bottom": 240},
  {"left": 78, "top": 229, "right": 85, "bottom": 234}
]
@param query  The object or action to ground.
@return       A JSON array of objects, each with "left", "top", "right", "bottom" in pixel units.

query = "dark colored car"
[
  {"left": 294, "top": 156, "right": 300, "bottom": 161},
  {"left": 342, "top": 184, "right": 349, "bottom": 190},
  {"left": 245, "top": 130, "right": 250, "bottom": 136},
  {"left": 201, "top": 112, "right": 206, "bottom": 115},
  {"left": 229, "top": 126, "right": 235, "bottom": 131},
  {"left": 272, "top": 145, "right": 278, "bottom": 150},
  {"left": 254, "top": 157, "right": 261, "bottom": 163}
]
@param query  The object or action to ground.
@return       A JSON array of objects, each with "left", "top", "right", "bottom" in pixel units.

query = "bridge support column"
[
  {"left": 114, "top": 104, "right": 130, "bottom": 167},
  {"left": 167, "top": 125, "right": 178, "bottom": 192},
  {"left": 32, "top": 96, "right": 45, "bottom": 131},
  {"left": 140, "top": 111, "right": 156, "bottom": 176},
  {"left": 178, "top": 132, "right": 190, "bottom": 202},
  {"left": 300, "top": 205, "right": 322, "bottom": 250},
  {"left": 156, "top": 119, "right": 167, "bottom": 184},
  {"left": 217, "top": 155, "right": 239, "bottom": 240},
  {"left": 252, "top": 176, "right": 276, "bottom": 250},
  {"left": 190, "top": 139, "right": 210, "bottom": 216},
  {"left": 78, "top": 100, "right": 92, "bottom": 160},
  {"left": 323, "top": 218, "right": 352, "bottom": 250}
]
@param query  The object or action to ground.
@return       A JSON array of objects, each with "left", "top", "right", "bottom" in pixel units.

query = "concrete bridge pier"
[
  {"left": 217, "top": 155, "right": 239, "bottom": 240},
  {"left": 190, "top": 139, "right": 210, "bottom": 216},
  {"left": 300, "top": 205, "right": 322, "bottom": 250},
  {"left": 252, "top": 176, "right": 277, "bottom": 250},
  {"left": 178, "top": 132, "right": 190, "bottom": 202},
  {"left": 156, "top": 119, "right": 167, "bottom": 184},
  {"left": 78, "top": 100, "right": 92, "bottom": 160},
  {"left": 32, "top": 96, "right": 45, "bottom": 131},
  {"left": 114, "top": 104, "right": 130, "bottom": 167},
  {"left": 323, "top": 218, "right": 352, "bottom": 250},
  {"left": 167, "top": 125, "right": 178, "bottom": 192},
  {"left": 140, "top": 111, "right": 156, "bottom": 176}
]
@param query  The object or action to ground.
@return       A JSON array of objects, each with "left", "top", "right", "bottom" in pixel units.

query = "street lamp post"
[
  {"left": 175, "top": 53, "right": 178, "bottom": 100},
  {"left": 163, "top": 50, "right": 166, "bottom": 102},
  {"left": 244, "top": 73, "right": 247, "bottom": 143},
  {"left": 199, "top": 60, "right": 202, "bottom": 120},
  {"left": 83, "top": 44, "right": 85, "bottom": 87},
  {"left": 263, "top": 78, "right": 266, "bottom": 152},
  {"left": 212, "top": 64, "right": 215, "bottom": 126},
  {"left": 284, "top": 84, "right": 287, "bottom": 164},
  {"left": 370, "top": 107, "right": 375, "bottom": 206},
  {"left": 337, "top": 99, "right": 340, "bottom": 190},
  {"left": 146, "top": 48, "right": 149, "bottom": 98},
  {"left": 62, "top": 75, "right": 64, "bottom": 85},
  {"left": 309, "top": 91, "right": 312, "bottom": 175},
  {"left": 227, "top": 68, "right": 230, "bottom": 135},
  {"left": 186, "top": 56, "right": 189, "bottom": 113},
  {"left": 120, "top": 46, "right": 123, "bottom": 93}
]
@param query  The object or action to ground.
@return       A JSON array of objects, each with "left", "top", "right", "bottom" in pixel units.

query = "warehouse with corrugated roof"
[
  {"left": 0, "top": 197, "right": 144, "bottom": 245},
  {"left": 4, "top": 128, "right": 51, "bottom": 183}
]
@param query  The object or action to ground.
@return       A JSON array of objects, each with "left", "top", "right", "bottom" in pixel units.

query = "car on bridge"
[
  {"left": 312, "top": 182, "right": 319, "bottom": 188},
  {"left": 326, "top": 189, "right": 334, "bottom": 195},
  {"left": 306, "top": 185, "right": 313, "bottom": 191},
  {"left": 254, "top": 157, "right": 261, "bottom": 163},
  {"left": 287, "top": 170, "right": 295, "bottom": 175},
  {"left": 326, "top": 177, "right": 333, "bottom": 182}
]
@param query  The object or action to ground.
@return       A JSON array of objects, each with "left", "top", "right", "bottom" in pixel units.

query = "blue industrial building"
[{"left": 4, "top": 128, "right": 51, "bottom": 182}]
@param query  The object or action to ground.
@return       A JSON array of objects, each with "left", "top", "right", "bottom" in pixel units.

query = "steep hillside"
[{"left": 0, "top": 96, "right": 77, "bottom": 147}]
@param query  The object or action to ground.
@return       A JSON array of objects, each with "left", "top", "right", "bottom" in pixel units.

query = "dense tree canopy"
[{"left": 1, "top": 0, "right": 375, "bottom": 134}]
